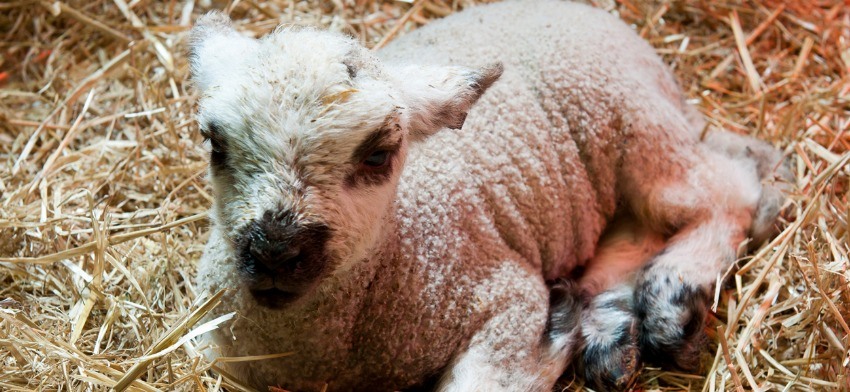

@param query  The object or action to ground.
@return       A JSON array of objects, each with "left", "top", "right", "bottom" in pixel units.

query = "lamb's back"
[{"left": 382, "top": 0, "right": 690, "bottom": 278}]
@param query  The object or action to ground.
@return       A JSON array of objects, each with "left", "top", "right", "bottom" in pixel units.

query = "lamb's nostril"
[
  {"left": 239, "top": 217, "right": 331, "bottom": 307},
  {"left": 248, "top": 236, "right": 302, "bottom": 271}
]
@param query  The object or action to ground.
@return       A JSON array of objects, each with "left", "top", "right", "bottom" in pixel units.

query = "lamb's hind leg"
[
  {"left": 634, "top": 135, "right": 790, "bottom": 369},
  {"left": 702, "top": 130, "right": 792, "bottom": 244},
  {"left": 634, "top": 214, "right": 747, "bottom": 369},
  {"left": 623, "top": 142, "right": 774, "bottom": 370}
]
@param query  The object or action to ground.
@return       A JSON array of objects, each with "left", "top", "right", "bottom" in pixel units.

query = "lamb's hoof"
[
  {"left": 581, "top": 334, "right": 639, "bottom": 390},
  {"left": 579, "top": 287, "right": 640, "bottom": 390},
  {"left": 635, "top": 267, "right": 709, "bottom": 371}
]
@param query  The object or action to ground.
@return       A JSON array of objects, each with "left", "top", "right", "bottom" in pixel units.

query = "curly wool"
[{"left": 195, "top": 1, "right": 781, "bottom": 391}]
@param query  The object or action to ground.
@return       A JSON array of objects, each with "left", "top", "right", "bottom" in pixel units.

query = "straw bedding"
[{"left": 0, "top": 0, "right": 847, "bottom": 390}]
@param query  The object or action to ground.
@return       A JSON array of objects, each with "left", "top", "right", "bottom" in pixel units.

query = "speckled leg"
[
  {"left": 634, "top": 263, "right": 710, "bottom": 370},
  {"left": 617, "top": 124, "right": 776, "bottom": 372},
  {"left": 632, "top": 216, "right": 747, "bottom": 371},
  {"left": 568, "top": 216, "right": 664, "bottom": 390},
  {"left": 577, "top": 285, "right": 641, "bottom": 390},
  {"left": 624, "top": 142, "right": 788, "bottom": 371},
  {"left": 624, "top": 169, "right": 753, "bottom": 370}
]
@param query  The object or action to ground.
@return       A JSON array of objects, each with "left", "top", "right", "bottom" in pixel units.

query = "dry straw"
[{"left": 1, "top": 0, "right": 847, "bottom": 391}]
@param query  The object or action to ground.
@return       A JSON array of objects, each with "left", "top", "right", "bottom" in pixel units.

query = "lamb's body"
[{"left": 195, "top": 1, "right": 787, "bottom": 391}]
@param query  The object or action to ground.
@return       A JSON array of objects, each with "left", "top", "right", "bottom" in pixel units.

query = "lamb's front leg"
[
  {"left": 634, "top": 214, "right": 745, "bottom": 369},
  {"left": 572, "top": 217, "right": 666, "bottom": 390},
  {"left": 436, "top": 269, "right": 582, "bottom": 392}
]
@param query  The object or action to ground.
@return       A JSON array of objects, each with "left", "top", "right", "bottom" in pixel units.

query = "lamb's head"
[{"left": 190, "top": 12, "right": 502, "bottom": 308}]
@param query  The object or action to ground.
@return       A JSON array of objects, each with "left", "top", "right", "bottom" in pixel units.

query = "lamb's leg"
[
  {"left": 633, "top": 214, "right": 746, "bottom": 369},
  {"left": 437, "top": 319, "right": 580, "bottom": 392},
  {"left": 702, "top": 130, "right": 793, "bottom": 244},
  {"left": 620, "top": 139, "right": 781, "bottom": 371},
  {"left": 577, "top": 285, "right": 640, "bottom": 390},
  {"left": 629, "top": 133, "right": 790, "bottom": 369},
  {"left": 437, "top": 272, "right": 581, "bottom": 392},
  {"left": 574, "top": 217, "right": 665, "bottom": 390}
]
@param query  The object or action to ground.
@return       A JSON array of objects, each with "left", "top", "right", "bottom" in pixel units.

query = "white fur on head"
[
  {"left": 189, "top": 11, "right": 259, "bottom": 93},
  {"left": 388, "top": 62, "right": 503, "bottom": 139},
  {"left": 188, "top": 11, "right": 503, "bottom": 284}
]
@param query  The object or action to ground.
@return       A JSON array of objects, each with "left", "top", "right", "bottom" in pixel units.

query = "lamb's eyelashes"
[{"left": 200, "top": 122, "right": 228, "bottom": 167}]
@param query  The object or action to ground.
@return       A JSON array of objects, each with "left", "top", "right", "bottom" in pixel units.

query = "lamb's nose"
[{"left": 248, "top": 235, "right": 302, "bottom": 271}]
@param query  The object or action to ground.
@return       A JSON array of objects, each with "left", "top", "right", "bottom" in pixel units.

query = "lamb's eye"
[
  {"left": 363, "top": 150, "right": 389, "bottom": 167},
  {"left": 201, "top": 123, "right": 227, "bottom": 162},
  {"left": 201, "top": 127, "right": 227, "bottom": 167},
  {"left": 208, "top": 137, "right": 224, "bottom": 154}
]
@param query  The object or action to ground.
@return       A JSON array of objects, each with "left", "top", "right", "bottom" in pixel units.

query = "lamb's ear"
[
  {"left": 391, "top": 62, "right": 503, "bottom": 139},
  {"left": 189, "top": 11, "right": 258, "bottom": 93}
]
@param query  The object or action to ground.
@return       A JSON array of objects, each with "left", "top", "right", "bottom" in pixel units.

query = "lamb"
[{"left": 190, "top": 1, "right": 789, "bottom": 391}]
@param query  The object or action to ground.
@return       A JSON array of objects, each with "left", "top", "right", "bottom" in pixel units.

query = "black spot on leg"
[{"left": 582, "top": 337, "right": 640, "bottom": 391}]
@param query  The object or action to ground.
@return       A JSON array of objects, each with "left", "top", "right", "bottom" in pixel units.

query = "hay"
[{"left": 0, "top": 0, "right": 847, "bottom": 390}]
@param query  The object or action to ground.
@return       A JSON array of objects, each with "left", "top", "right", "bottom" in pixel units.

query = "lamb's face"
[{"left": 190, "top": 13, "right": 501, "bottom": 308}]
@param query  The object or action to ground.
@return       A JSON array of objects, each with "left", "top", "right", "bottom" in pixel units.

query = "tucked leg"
[
  {"left": 578, "top": 285, "right": 640, "bottom": 390},
  {"left": 574, "top": 217, "right": 665, "bottom": 390},
  {"left": 620, "top": 140, "right": 776, "bottom": 370},
  {"left": 437, "top": 265, "right": 581, "bottom": 392},
  {"left": 702, "top": 130, "right": 792, "bottom": 243},
  {"left": 634, "top": 215, "right": 746, "bottom": 369}
]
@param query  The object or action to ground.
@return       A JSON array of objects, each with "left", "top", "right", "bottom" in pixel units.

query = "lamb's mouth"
[
  {"left": 247, "top": 273, "right": 321, "bottom": 308},
  {"left": 250, "top": 287, "right": 302, "bottom": 309}
]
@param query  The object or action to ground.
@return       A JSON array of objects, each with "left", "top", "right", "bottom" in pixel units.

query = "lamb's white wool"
[{"left": 191, "top": 1, "right": 788, "bottom": 391}]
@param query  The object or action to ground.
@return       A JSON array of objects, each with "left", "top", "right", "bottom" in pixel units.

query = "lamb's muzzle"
[{"left": 236, "top": 210, "right": 331, "bottom": 308}]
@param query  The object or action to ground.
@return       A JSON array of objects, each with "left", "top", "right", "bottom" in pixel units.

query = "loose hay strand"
[
  {"left": 113, "top": 289, "right": 229, "bottom": 391},
  {"left": 1, "top": 0, "right": 848, "bottom": 391}
]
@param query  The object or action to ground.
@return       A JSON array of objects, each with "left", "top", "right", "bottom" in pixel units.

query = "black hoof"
[
  {"left": 635, "top": 269, "right": 709, "bottom": 371},
  {"left": 578, "top": 287, "right": 641, "bottom": 390}
]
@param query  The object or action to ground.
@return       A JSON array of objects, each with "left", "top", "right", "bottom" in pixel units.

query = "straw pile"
[{"left": 0, "top": 0, "right": 847, "bottom": 390}]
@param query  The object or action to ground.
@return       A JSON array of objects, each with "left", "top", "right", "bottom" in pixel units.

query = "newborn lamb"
[{"left": 191, "top": 1, "right": 788, "bottom": 390}]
